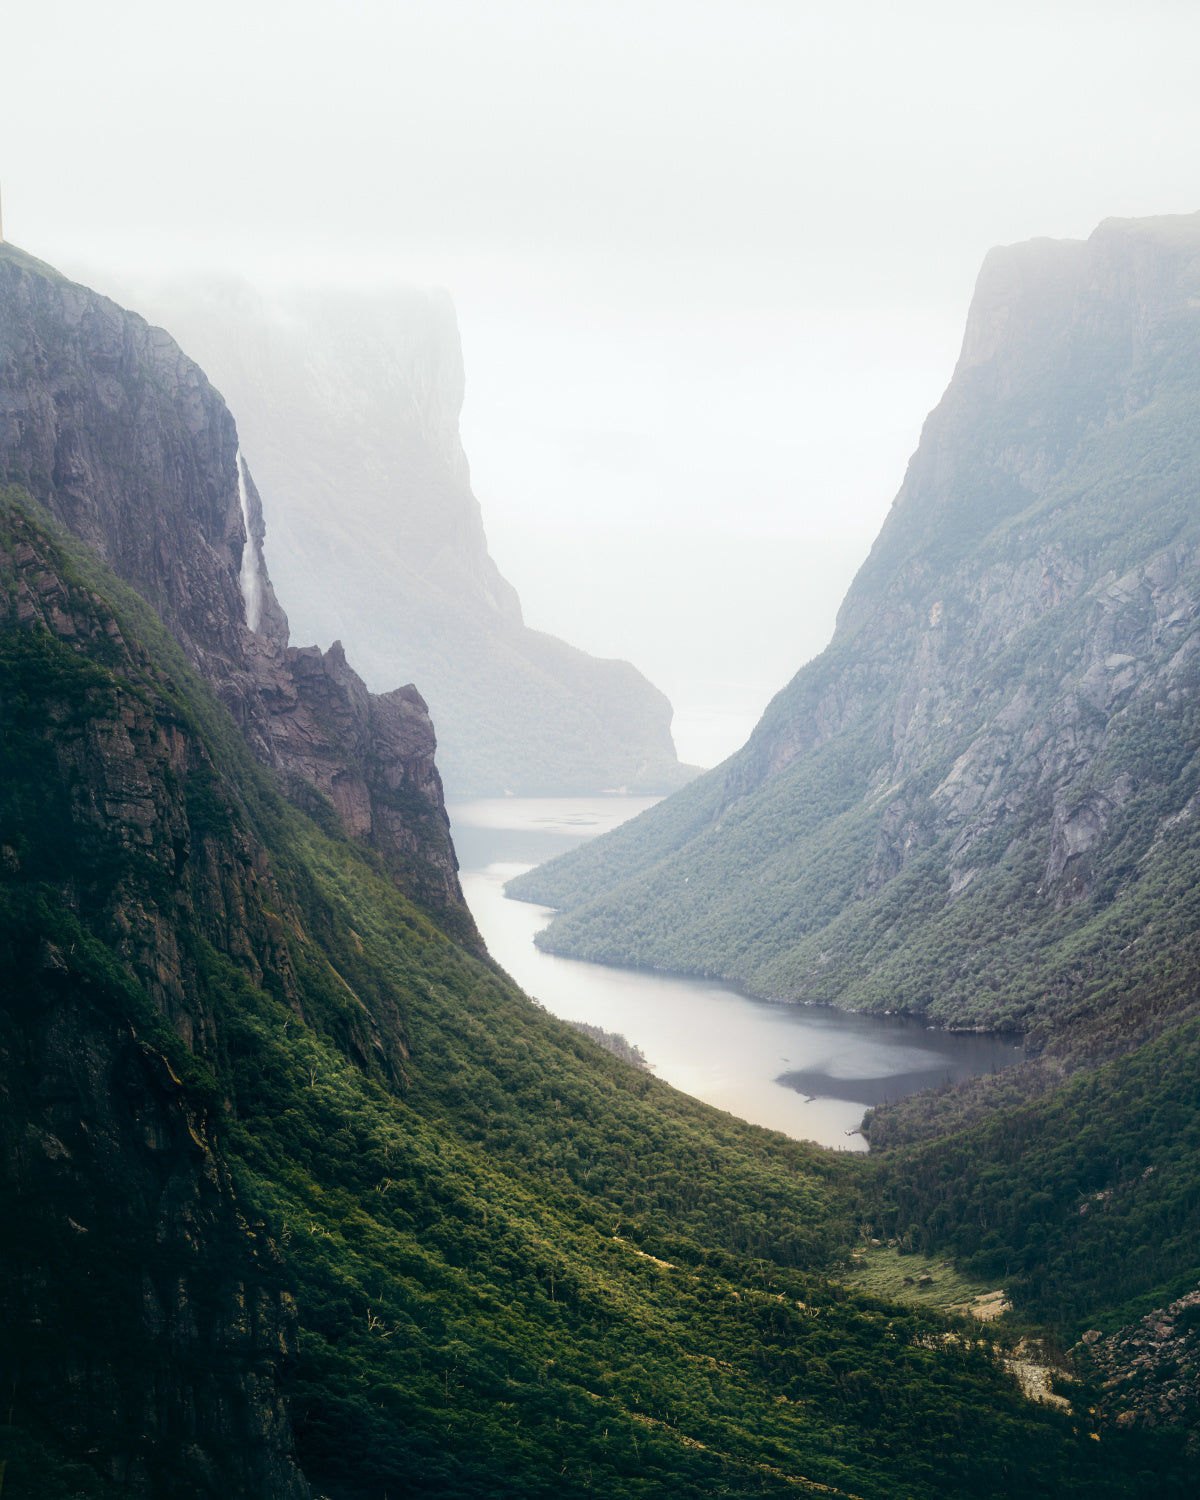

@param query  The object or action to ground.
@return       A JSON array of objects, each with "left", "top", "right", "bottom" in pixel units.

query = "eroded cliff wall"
[
  {"left": 0, "top": 504, "right": 312, "bottom": 1497},
  {"left": 97, "top": 276, "right": 696, "bottom": 795},
  {"left": 0, "top": 244, "right": 474, "bottom": 942},
  {"left": 0, "top": 243, "right": 484, "bottom": 1493},
  {"left": 514, "top": 212, "right": 1200, "bottom": 1049}
]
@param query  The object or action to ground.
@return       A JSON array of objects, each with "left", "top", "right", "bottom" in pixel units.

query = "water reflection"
[{"left": 449, "top": 798, "right": 1024, "bottom": 1152}]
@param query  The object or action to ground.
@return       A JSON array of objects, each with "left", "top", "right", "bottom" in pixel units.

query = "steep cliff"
[
  {"left": 100, "top": 275, "right": 696, "bottom": 795},
  {"left": 0, "top": 500, "right": 312, "bottom": 1497},
  {"left": 0, "top": 243, "right": 473, "bottom": 942},
  {"left": 513, "top": 212, "right": 1200, "bottom": 1050}
]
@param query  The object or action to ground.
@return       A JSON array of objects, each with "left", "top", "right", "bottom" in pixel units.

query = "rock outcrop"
[
  {"left": 1076, "top": 1286, "right": 1200, "bottom": 1449},
  {"left": 0, "top": 506, "right": 312, "bottom": 1497},
  {"left": 0, "top": 243, "right": 481, "bottom": 1493},
  {"left": 0, "top": 243, "right": 473, "bottom": 942},
  {"left": 513, "top": 212, "right": 1200, "bottom": 1048}
]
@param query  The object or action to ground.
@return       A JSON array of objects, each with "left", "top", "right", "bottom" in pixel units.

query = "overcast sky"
[{"left": 6, "top": 0, "right": 1200, "bottom": 763}]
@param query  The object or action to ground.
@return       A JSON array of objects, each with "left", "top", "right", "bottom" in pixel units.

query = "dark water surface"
[{"left": 450, "top": 797, "right": 1025, "bottom": 1152}]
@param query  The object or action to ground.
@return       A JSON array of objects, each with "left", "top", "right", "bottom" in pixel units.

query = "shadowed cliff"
[
  {"left": 0, "top": 243, "right": 476, "bottom": 944},
  {"left": 90, "top": 274, "right": 699, "bottom": 796}
]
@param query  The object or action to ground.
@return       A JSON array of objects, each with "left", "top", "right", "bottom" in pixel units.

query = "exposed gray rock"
[
  {"left": 0, "top": 243, "right": 472, "bottom": 939},
  {"left": 515, "top": 212, "right": 1200, "bottom": 1046}
]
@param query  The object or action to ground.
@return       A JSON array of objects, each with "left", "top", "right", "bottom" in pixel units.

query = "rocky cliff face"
[
  {"left": 99, "top": 275, "right": 696, "bottom": 795},
  {"left": 514, "top": 212, "right": 1200, "bottom": 1048},
  {"left": 0, "top": 244, "right": 473, "bottom": 941},
  {"left": 0, "top": 986, "right": 309, "bottom": 1499},
  {"left": 0, "top": 244, "right": 487, "bottom": 1493},
  {"left": 0, "top": 504, "right": 311, "bottom": 1497}
]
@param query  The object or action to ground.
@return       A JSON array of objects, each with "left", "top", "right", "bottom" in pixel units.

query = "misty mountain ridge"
[
  {"left": 90, "top": 270, "right": 698, "bottom": 798},
  {"left": 512, "top": 210, "right": 1200, "bottom": 1052}
]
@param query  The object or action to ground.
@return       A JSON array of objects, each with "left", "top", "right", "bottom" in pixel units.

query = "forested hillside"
[
  {"left": 503, "top": 214, "right": 1200, "bottom": 1462},
  {"left": 4, "top": 488, "right": 1169, "bottom": 1497}
]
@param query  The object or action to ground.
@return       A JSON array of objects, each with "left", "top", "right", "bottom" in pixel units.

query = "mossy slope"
[{"left": 0, "top": 489, "right": 1174, "bottom": 1496}]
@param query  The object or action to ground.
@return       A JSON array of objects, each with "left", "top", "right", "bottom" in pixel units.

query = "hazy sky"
[{"left": 6, "top": 1, "right": 1200, "bottom": 763}]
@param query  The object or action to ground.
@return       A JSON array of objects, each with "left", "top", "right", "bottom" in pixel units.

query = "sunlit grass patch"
[{"left": 840, "top": 1245, "right": 1005, "bottom": 1317}]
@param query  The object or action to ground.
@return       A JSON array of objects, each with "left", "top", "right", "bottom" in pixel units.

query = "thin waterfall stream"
[{"left": 236, "top": 452, "right": 263, "bottom": 633}]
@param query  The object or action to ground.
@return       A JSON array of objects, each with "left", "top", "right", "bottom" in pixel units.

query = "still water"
[{"left": 449, "top": 797, "right": 1025, "bottom": 1153}]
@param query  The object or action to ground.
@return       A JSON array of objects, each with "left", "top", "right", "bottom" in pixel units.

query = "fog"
[{"left": 6, "top": 0, "right": 1200, "bottom": 762}]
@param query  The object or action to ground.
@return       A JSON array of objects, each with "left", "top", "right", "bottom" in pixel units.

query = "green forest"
[{"left": 2, "top": 489, "right": 1195, "bottom": 1496}]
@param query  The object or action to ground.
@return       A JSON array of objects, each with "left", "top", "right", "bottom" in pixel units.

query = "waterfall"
[{"left": 236, "top": 452, "right": 263, "bottom": 633}]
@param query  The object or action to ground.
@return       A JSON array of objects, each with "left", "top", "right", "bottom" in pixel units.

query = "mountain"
[
  {"left": 0, "top": 244, "right": 472, "bottom": 943},
  {"left": 512, "top": 212, "right": 1200, "bottom": 1054},
  {"left": 0, "top": 240, "right": 1192, "bottom": 1496},
  {"left": 88, "top": 272, "right": 696, "bottom": 797}
]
